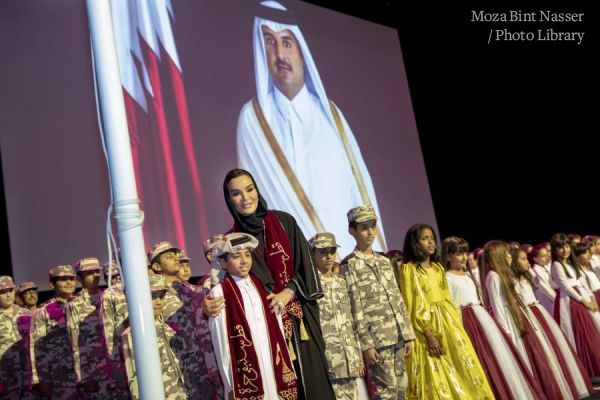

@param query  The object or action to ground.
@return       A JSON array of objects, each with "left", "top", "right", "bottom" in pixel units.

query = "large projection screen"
[{"left": 0, "top": 0, "right": 435, "bottom": 288}]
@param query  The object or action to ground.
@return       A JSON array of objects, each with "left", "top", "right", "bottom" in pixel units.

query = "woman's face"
[
  {"left": 227, "top": 175, "right": 259, "bottom": 216},
  {"left": 418, "top": 228, "right": 436, "bottom": 257},
  {"left": 517, "top": 250, "right": 530, "bottom": 272},
  {"left": 576, "top": 249, "right": 591, "bottom": 266},
  {"left": 449, "top": 251, "right": 468, "bottom": 271},
  {"left": 555, "top": 244, "right": 571, "bottom": 261},
  {"left": 533, "top": 248, "right": 549, "bottom": 266}
]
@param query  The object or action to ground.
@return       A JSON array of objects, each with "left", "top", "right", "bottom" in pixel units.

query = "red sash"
[{"left": 221, "top": 274, "right": 297, "bottom": 400}]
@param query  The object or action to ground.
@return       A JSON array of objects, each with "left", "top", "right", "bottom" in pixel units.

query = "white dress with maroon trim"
[
  {"left": 485, "top": 271, "right": 530, "bottom": 371},
  {"left": 590, "top": 254, "right": 600, "bottom": 281},
  {"left": 531, "top": 263, "right": 556, "bottom": 315},
  {"left": 579, "top": 268, "right": 600, "bottom": 332},
  {"left": 551, "top": 261, "right": 598, "bottom": 345},
  {"left": 516, "top": 278, "right": 590, "bottom": 399},
  {"left": 446, "top": 272, "right": 536, "bottom": 400}
]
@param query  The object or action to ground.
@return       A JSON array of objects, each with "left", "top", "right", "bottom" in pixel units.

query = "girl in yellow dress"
[{"left": 400, "top": 223, "right": 494, "bottom": 400}]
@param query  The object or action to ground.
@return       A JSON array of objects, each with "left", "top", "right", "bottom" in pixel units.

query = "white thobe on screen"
[
  {"left": 237, "top": 85, "right": 386, "bottom": 259},
  {"left": 209, "top": 275, "right": 285, "bottom": 400}
]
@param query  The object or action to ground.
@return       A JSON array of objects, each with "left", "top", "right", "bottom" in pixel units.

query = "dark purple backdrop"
[{"left": 0, "top": 0, "right": 434, "bottom": 288}]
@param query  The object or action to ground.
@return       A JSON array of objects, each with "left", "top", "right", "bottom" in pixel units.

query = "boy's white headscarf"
[{"left": 203, "top": 232, "right": 259, "bottom": 287}]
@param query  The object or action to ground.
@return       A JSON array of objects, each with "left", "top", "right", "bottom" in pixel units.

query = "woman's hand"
[
  {"left": 267, "top": 289, "right": 294, "bottom": 314},
  {"left": 202, "top": 295, "right": 225, "bottom": 317},
  {"left": 582, "top": 299, "right": 597, "bottom": 311},
  {"left": 425, "top": 330, "right": 443, "bottom": 357}
]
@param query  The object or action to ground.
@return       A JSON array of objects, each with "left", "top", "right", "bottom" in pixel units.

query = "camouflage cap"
[
  {"left": 75, "top": 257, "right": 101, "bottom": 273},
  {"left": 16, "top": 281, "right": 38, "bottom": 294},
  {"left": 203, "top": 234, "right": 226, "bottom": 255},
  {"left": 149, "top": 274, "right": 166, "bottom": 292},
  {"left": 177, "top": 250, "right": 190, "bottom": 263},
  {"left": 148, "top": 241, "right": 181, "bottom": 264},
  {"left": 347, "top": 204, "right": 378, "bottom": 224},
  {"left": 102, "top": 261, "right": 120, "bottom": 277},
  {"left": 308, "top": 232, "right": 340, "bottom": 250},
  {"left": 212, "top": 232, "right": 258, "bottom": 259},
  {"left": 49, "top": 264, "right": 76, "bottom": 278},
  {"left": 0, "top": 275, "right": 16, "bottom": 290}
]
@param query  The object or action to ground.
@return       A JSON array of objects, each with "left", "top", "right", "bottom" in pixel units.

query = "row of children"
[
  {"left": 0, "top": 240, "right": 220, "bottom": 400},
  {"left": 2, "top": 165, "right": 600, "bottom": 400}
]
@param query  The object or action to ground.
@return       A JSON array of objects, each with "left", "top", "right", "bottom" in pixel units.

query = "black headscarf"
[{"left": 223, "top": 169, "right": 269, "bottom": 236}]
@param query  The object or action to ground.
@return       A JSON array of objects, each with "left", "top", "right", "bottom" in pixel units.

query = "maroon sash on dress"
[
  {"left": 221, "top": 274, "right": 297, "bottom": 400},
  {"left": 234, "top": 211, "right": 303, "bottom": 340},
  {"left": 566, "top": 287, "right": 600, "bottom": 376}
]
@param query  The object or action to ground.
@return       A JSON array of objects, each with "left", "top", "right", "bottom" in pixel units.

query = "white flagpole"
[{"left": 86, "top": 1, "right": 165, "bottom": 398}]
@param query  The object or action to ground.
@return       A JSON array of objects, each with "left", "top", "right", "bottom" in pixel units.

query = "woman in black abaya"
[{"left": 205, "top": 168, "right": 334, "bottom": 400}]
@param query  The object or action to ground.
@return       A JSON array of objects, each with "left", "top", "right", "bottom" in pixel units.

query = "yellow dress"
[{"left": 400, "top": 262, "right": 494, "bottom": 400}]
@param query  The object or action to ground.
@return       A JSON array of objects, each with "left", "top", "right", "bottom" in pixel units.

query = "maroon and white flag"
[{"left": 109, "top": 0, "right": 208, "bottom": 249}]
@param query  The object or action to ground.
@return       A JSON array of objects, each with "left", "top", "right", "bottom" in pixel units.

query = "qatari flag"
[{"left": 108, "top": 0, "right": 208, "bottom": 250}]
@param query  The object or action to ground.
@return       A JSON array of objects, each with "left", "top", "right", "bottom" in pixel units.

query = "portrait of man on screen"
[{"left": 236, "top": 0, "right": 387, "bottom": 256}]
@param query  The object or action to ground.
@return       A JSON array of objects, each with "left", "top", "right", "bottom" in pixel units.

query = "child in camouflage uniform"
[
  {"left": 67, "top": 257, "right": 110, "bottom": 398},
  {"left": 100, "top": 261, "right": 130, "bottom": 399},
  {"left": 342, "top": 205, "right": 416, "bottom": 400},
  {"left": 176, "top": 250, "right": 192, "bottom": 283},
  {"left": 16, "top": 282, "right": 39, "bottom": 312},
  {"left": 30, "top": 265, "right": 82, "bottom": 399},
  {"left": 122, "top": 274, "right": 188, "bottom": 399},
  {"left": 309, "top": 233, "right": 367, "bottom": 400},
  {"left": 0, "top": 276, "right": 34, "bottom": 400},
  {"left": 149, "top": 241, "right": 213, "bottom": 399}
]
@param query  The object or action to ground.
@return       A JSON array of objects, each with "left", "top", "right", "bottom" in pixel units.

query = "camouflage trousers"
[
  {"left": 369, "top": 344, "right": 407, "bottom": 400},
  {"left": 332, "top": 377, "right": 360, "bottom": 400},
  {"left": 40, "top": 385, "right": 82, "bottom": 400},
  {"left": 82, "top": 380, "right": 127, "bottom": 400}
]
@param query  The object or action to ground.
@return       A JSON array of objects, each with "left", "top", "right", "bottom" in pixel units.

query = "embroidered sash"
[{"left": 222, "top": 274, "right": 297, "bottom": 400}]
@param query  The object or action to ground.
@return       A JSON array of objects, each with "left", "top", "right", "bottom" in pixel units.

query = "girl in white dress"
[
  {"left": 511, "top": 247, "right": 592, "bottom": 399},
  {"left": 442, "top": 237, "right": 544, "bottom": 400},
  {"left": 550, "top": 232, "right": 600, "bottom": 377},
  {"left": 528, "top": 243, "right": 557, "bottom": 315},
  {"left": 572, "top": 241, "right": 600, "bottom": 317},
  {"left": 582, "top": 235, "right": 600, "bottom": 279},
  {"left": 483, "top": 240, "right": 564, "bottom": 400}
]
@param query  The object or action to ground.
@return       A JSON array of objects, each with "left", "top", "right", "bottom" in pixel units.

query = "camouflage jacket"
[
  {"left": 0, "top": 305, "right": 32, "bottom": 398},
  {"left": 29, "top": 297, "right": 78, "bottom": 386},
  {"left": 100, "top": 285, "right": 129, "bottom": 385},
  {"left": 164, "top": 280, "right": 216, "bottom": 399},
  {"left": 317, "top": 271, "right": 363, "bottom": 379},
  {"left": 122, "top": 317, "right": 188, "bottom": 400},
  {"left": 342, "top": 251, "right": 416, "bottom": 351},
  {"left": 67, "top": 289, "right": 110, "bottom": 384}
]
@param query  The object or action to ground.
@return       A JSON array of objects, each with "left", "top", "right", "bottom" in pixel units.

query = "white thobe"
[
  {"left": 237, "top": 85, "right": 386, "bottom": 258},
  {"left": 209, "top": 276, "right": 284, "bottom": 400}
]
